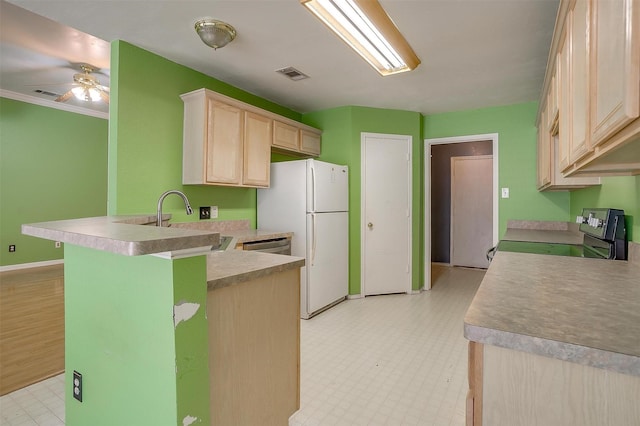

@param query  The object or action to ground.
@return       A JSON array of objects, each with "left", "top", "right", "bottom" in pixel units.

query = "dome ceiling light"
[{"left": 194, "top": 19, "right": 237, "bottom": 50}]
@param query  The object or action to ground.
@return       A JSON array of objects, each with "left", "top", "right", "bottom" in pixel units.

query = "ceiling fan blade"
[
  {"left": 98, "top": 90, "right": 110, "bottom": 104},
  {"left": 55, "top": 90, "right": 74, "bottom": 103},
  {"left": 24, "top": 82, "right": 74, "bottom": 87}
]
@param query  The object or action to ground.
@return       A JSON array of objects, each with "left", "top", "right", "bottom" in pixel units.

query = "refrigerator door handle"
[
  {"left": 311, "top": 213, "right": 317, "bottom": 266},
  {"left": 311, "top": 164, "right": 316, "bottom": 213}
]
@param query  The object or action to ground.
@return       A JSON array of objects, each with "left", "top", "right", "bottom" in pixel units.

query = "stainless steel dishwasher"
[{"left": 242, "top": 238, "right": 291, "bottom": 255}]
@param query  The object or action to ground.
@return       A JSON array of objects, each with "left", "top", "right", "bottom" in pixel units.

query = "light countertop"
[
  {"left": 503, "top": 220, "right": 583, "bottom": 245},
  {"left": 464, "top": 250, "right": 640, "bottom": 376},
  {"left": 22, "top": 215, "right": 220, "bottom": 256},
  {"left": 22, "top": 215, "right": 303, "bottom": 290},
  {"left": 206, "top": 250, "right": 304, "bottom": 291}
]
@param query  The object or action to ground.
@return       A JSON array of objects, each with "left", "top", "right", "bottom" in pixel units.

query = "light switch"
[
  {"left": 211, "top": 206, "right": 218, "bottom": 219},
  {"left": 501, "top": 188, "right": 510, "bottom": 198}
]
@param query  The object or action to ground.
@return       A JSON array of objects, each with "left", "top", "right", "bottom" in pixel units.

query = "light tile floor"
[
  {"left": 0, "top": 265, "right": 482, "bottom": 426},
  {"left": 0, "top": 375, "right": 64, "bottom": 426},
  {"left": 289, "top": 265, "right": 483, "bottom": 426}
]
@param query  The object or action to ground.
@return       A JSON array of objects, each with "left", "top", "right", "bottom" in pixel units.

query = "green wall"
[
  {"left": 570, "top": 176, "right": 639, "bottom": 242},
  {"left": 108, "top": 41, "right": 302, "bottom": 225},
  {"left": 64, "top": 245, "right": 209, "bottom": 425},
  {"left": 303, "top": 106, "right": 424, "bottom": 293},
  {"left": 0, "top": 97, "right": 108, "bottom": 267},
  {"left": 423, "top": 102, "right": 571, "bottom": 238}
]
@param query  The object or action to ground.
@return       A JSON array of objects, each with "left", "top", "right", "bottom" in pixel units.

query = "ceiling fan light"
[
  {"left": 195, "top": 19, "right": 237, "bottom": 49},
  {"left": 71, "top": 86, "right": 102, "bottom": 102},
  {"left": 71, "top": 86, "right": 86, "bottom": 101}
]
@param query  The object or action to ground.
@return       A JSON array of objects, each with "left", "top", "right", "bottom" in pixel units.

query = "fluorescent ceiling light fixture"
[{"left": 301, "top": 0, "right": 420, "bottom": 76}]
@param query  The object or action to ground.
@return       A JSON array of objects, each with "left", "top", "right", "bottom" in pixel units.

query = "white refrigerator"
[{"left": 258, "top": 159, "right": 349, "bottom": 319}]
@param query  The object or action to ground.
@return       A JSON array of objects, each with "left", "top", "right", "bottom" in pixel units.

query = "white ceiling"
[{"left": 1, "top": 0, "right": 559, "bottom": 116}]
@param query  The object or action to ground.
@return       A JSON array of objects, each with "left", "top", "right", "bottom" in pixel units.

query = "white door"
[
  {"left": 306, "top": 212, "right": 349, "bottom": 314},
  {"left": 361, "top": 133, "right": 411, "bottom": 296},
  {"left": 450, "top": 155, "right": 493, "bottom": 268},
  {"left": 307, "top": 160, "right": 349, "bottom": 213}
]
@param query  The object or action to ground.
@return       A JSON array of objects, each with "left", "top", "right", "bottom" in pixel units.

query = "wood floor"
[{"left": 0, "top": 264, "right": 65, "bottom": 396}]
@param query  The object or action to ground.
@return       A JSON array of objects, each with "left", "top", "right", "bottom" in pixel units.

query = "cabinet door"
[
  {"left": 569, "top": 0, "right": 591, "bottom": 162},
  {"left": 242, "top": 111, "right": 272, "bottom": 187},
  {"left": 207, "top": 100, "right": 243, "bottom": 184},
  {"left": 558, "top": 29, "right": 571, "bottom": 172},
  {"left": 546, "top": 74, "right": 558, "bottom": 130},
  {"left": 590, "top": 0, "right": 640, "bottom": 147},
  {"left": 273, "top": 120, "right": 299, "bottom": 151},
  {"left": 537, "top": 105, "right": 551, "bottom": 189},
  {"left": 299, "top": 129, "right": 321, "bottom": 156}
]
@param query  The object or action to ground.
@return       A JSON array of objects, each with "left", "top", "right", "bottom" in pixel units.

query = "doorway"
[
  {"left": 450, "top": 155, "right": 493, "bottom": 268},
  {"left": 424, "top": 134, "right": 499, "bottom": 289},
  {"left": 361, "top": 132, "right": 412, "bottom": 296}
]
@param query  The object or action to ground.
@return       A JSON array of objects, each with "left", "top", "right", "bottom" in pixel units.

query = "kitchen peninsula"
[
  {"left": 22, "top": 215, "right": 304, "bottom": 426},
  {"left": 464, "top": 247, "right": 640, "bottom": 425}
]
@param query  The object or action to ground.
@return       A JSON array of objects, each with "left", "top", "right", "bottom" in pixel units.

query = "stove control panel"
[
  {"left": 576, "top": 214, "right": 603, "bottom": 228},
  {"left": 577, "top": 208, "right": 625, "bottom": 241}
]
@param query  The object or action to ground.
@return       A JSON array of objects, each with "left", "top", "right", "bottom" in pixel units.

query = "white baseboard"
[
  {"left": 347, "top": 293, "right": 363, "bottom": 299},
  {"left": 0, "top": 259, "right": 64, "bottom": 272}
]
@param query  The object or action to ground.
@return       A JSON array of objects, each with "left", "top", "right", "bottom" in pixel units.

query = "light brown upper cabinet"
[
  {"left": 568, "top": 0, "right": 590, "bottom": 165},
  {"left": 537, "top": 103, "right": 552, "bottom": 189},
  {"left": 537, "top": 3, "right": 600, "bottom": 192},
  {"left": 537, "top": 0, "right": 640, "bottom": 178},
  {"left": 242, "top": 111, "right": 272, "bottom": 187},
  {"left": 272, "top": 120, "right": 322, "bottom": 157},
  {"left": 181, "top": 89, "right": 322, "bottom": 188},
  {"left": 557, "top": 27, "right": 571, "bottom": 173},
  {"left": 273, "top": 120, "right": 299, "bottom": 151},
  {"left": 590, "top": 0, "right": 640, "bottom": 147},
  {"left": 299, "top": 129, "right": 321, "bottom": 156}
]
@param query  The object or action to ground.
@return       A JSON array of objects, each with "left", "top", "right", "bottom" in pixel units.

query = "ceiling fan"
[{"left": 55, "top": 63, "right": 109, "bottom": 104}]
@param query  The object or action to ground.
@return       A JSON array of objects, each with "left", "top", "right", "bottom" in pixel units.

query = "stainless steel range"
[{"left": 494, "top": 208, "right": 627, "bottom": 260}]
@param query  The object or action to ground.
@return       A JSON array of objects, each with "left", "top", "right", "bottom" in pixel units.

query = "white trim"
[
  {"left": 360, "top": 132, "right": 413, "bottom": 297},
  {"left": 1, "top": 89, "right": 109, "bottom": 119},
  {"left": 424, "top": 133, "right": 499, "bottom": 290},
  {"left": 0, "top": 259, "right": 64, "bottom": 272},
  {"left": 347, "top": 294, "right": 364, "bottom": 299}
]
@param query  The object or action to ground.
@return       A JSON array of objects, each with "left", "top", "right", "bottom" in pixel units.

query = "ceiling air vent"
[
  {"left": 275, "top": 66, "right": 309, "bottom": 81},
  {"left": 34, "top": 89, "right": 60, "bottom": 97}
]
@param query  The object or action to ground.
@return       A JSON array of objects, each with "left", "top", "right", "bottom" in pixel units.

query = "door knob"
[{"left": 367, "top": 222, "right": 373, "bottom": 229}]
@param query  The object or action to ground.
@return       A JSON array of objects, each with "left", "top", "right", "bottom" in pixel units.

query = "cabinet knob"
[{"left": 367, "top": 222, "right": 373, "bottom": 229}]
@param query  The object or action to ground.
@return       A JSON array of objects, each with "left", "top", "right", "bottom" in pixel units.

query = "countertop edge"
[
  {"left": 22, "top": 216, "right": 221, "bottom": 256},
  {"left": 207, "top": 254, "right": 304, "bottom": 291},
  {"left": 464, "top": 323, "right": 640, "bottom": 377}
]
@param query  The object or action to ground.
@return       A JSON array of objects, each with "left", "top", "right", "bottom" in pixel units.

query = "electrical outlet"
[
  {"left": 73, "top": 370, "right": 83, "bottom": 402},
  {"left": 501, "top": 188, "right": 510, "bottom": 199},
  {"left": 199, "top": 206, "right": 211, "bottom": 220},
  {"left": 8, "top": 244, "right": 15, "bottom": 252},
  {"left": 55, "top": 242, "right": 62, "bottom": 248},
  {"left": 210, "top": 206, "right": 218, "bottom": 219}
]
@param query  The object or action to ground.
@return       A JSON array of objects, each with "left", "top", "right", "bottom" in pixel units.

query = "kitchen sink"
[{"left": 211, "top": 236, "right": 233, "bottom": 252}]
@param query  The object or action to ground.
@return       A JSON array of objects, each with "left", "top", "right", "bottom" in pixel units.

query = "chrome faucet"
[{"left": 156, "top": 190, "right": 193, "bottom": 227}]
